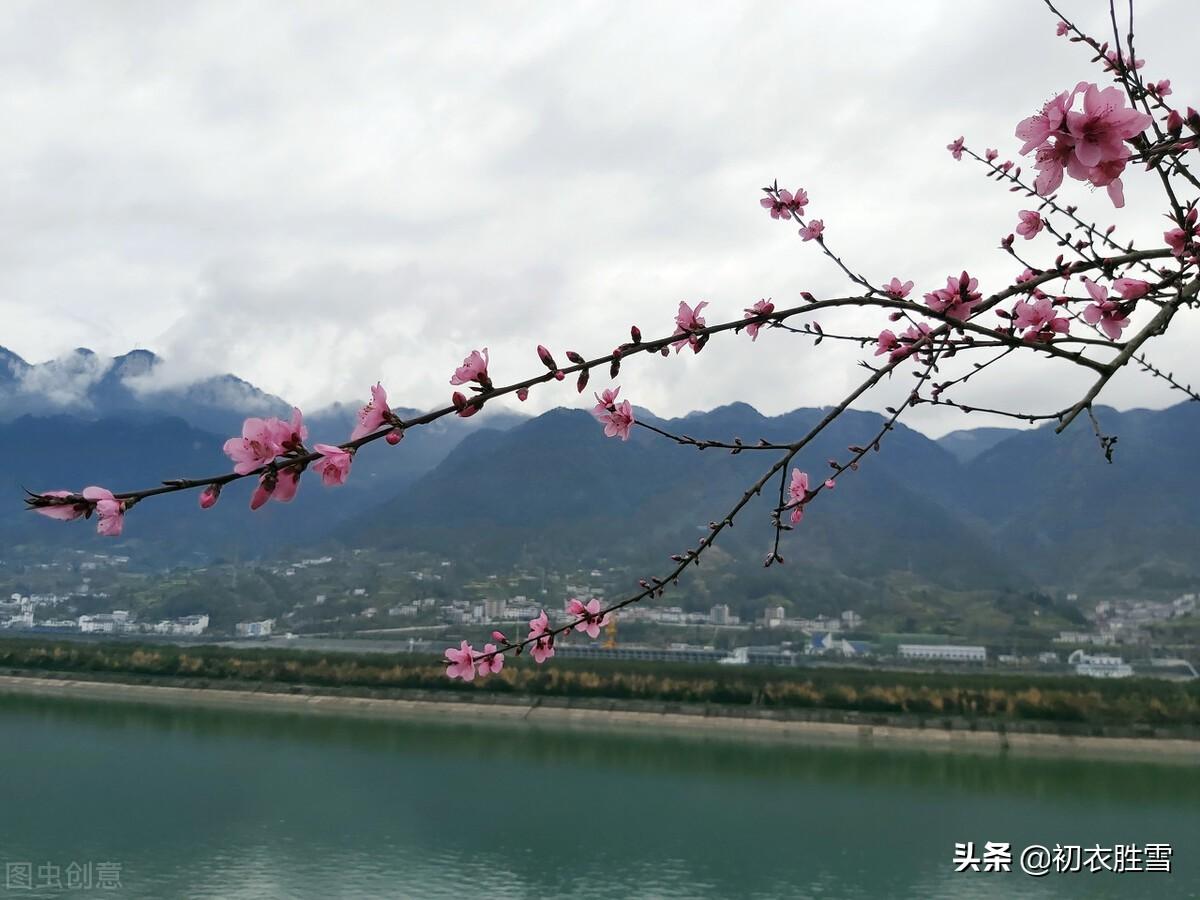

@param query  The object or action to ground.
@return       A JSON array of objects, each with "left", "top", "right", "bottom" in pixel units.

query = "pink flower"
[
  {"left": 591, "top": 388, "right": 635, "bottom": 441},
  {"left": 671, "top": 300, "right": 709, "bottom": 353},
  {"left": 198, "top": 485, "right": 221, "bottom": 509},
  {"left": 985, "top": 148, "right": 999, "bottom": 162},
  {"left": 594, "top": 387, "right": 621, "bottom": 408},
  {"left": 1012, "top": 297, "right": 1069, "bottom": 342},
  {"left": 1150, "top": 80, "right": 1171, "bottom": 97},
  {"left": 786, "top": 469, "right": 809, "bottom": 525},
  {"left": 1033, "top": 136, "right": 1072, "bottom": 196},
  {"left": 528, "top": 610, "right": 556, "bottom": 664},
  {"left": 1102, "top": 49, "right": 1144, "bottom": 72},
  {"left": 351, "top": 383, "right": 393, "bottom": 441},
  {"left": 1016, "top": 210, "right": 1044, "bottom": 240},
  {"left": 743, "top": 300, "right": 774, "bottom": 341},
  {"left": 799, "top": 219, "right": 824, "bottom": 241},
  {"left": 32, "top": 490, "right": 88, "bottom": 522},
  {"left": 269, "top": 408, "right": 307, "bottom": 453},
  {"left": 891, "top": 323, "right": 933, "bottom": 361},
  {"left": 874, "top": 329, "right": 899, "bottom": 357},
  {"left": 1165, "top": 211, "right": 1197, "bottom": 257},
  {"left": 1065, "top": 84, "right": 1152, "bottom": 168},
  {"left": 1016, "top": 88, "right": 1077, "bottom": 156},
  {"left": 249, "top": 467, "right": 301, "bottom": 509},
  {"left": 884, "top": 278, "right": 913, "bottom": 299},
  {"left": 924, "top": 271, "right": 982, "bottom": 321},
  {"left": 474, "top": 644, "right": 505, "bottom": 677},
  {"left": 313, "top": 444, "right": 353, "bottom": 486},
  {"left": 567, "top": 598, "right": 611, "bottom": 639},
  {"left": 947, "top": 136, "right": 964, "bottom": 160},
  {"left": 83, "top": 486, "right": 124, "bottom": 537},
  {"left": 759, "top": 187, "right": 807, "bottom": 219},
  {"left": 272, "top": 467, "right": 301, "bottom": 503},
  {"left": 445, "top": 641, "right": 477, "bottom": 681},
  {"left": 450, "top": 348, "right": 491, "bottom": 388},
  {"left": 223, "top": 418, "right": 284, "bottom": 475},
  {"left": 1081, "top": 278, "right": 1131, "bottom": 341},
  {"left": 1113, "top": 278, "right": 1150, "bottom": 300},
  {"left": 1055, "top": 20, "right": 1069, "bottom": 36}
]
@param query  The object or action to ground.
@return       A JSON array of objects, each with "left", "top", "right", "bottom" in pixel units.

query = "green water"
[{"left": 0, "top": 693, "right": 1196, "bottom": 899}]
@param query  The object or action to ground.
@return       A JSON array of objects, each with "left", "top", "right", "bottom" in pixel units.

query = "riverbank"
[{"left": 2, "top": 672, "right": 1197, "bottom": 763}]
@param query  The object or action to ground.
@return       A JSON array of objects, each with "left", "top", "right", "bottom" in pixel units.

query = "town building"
[
  {"left": 898, "top": 644, "right": 987, "bottom": 663},
  {"left": 235, "top": 619, "right": 275, "bottom": 638},
  {"left": 1068, "top": 649, "right": 1134, "bottom": 678}
]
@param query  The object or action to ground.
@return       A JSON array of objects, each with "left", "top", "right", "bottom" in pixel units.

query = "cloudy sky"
[{"left": 2, "top": 0, "right": 1196, "bottom": 437}]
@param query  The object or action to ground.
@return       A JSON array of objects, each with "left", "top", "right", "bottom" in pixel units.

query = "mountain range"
[{"left": 3, "top": 346, "right": 1197, "bottom": 597}]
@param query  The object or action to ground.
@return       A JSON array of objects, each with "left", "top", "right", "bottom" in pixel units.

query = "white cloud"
[{"left": 1, "top": 0, "right": 1196, "bottom": 438}]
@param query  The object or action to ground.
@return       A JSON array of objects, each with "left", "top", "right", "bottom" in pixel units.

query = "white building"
[
  {"left": 1068, "top": 649, "right": 1134, "bottom": 678},
  {"left": 762, "top": 606, "right": 786, "bottom": 628},
  {"left": 78, "top": 614, "right": 117, "bottom": 634},
  {"left": 898, "top": 644, "right": 987, "bottom": 663},
  {"left": 235, "top": 619, "right": 275, "bottom": 638}
]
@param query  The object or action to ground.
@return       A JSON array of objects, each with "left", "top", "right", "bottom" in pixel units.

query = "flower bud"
[
  {"left": 385, "top": 430, "right": 403, "bottom": 445},
  {"left": 537, "top": 344, "right": 557, "bottom": 370},
  {"left": 199, "top": 484, "right": 221, "bottom": 509}
]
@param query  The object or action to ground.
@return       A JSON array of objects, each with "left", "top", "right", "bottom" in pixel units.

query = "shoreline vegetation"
[{"left": 0, "top": 638, "right": 1197, "bottom": 761}]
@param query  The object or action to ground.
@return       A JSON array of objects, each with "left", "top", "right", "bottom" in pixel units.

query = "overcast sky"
[{"left": 2, "top": 0, "right": 1196, "bottom": 437}]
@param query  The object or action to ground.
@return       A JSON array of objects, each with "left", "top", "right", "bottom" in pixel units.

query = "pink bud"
[
  {"left": 553, "top": 370, "right": 565, "bottom": 381},
  {"left": 385, "top": 430, "right": 403, "bottom": 445},
  {"left": 630, "top": 325, "right": 642, "bottom": 343},
  {"left": 451, "top": 391, "right": 467, "bottom": 411},
  {"left": 537, "top": 344, "right": 557, "bottom": 370},
  {"left": 199, "top": 484, "right": 221, "bottom": 509},
  {"left": 492, "top": 631, "right": 507, "bottom": 642},
  {"left": 249, "top": 481, "right": 272, "bottom": 510},
  {"left": 824, "top": 479, "right": 835, "bottom": 490},
  {"left": 516, "top": 387, "right": 529, "bottom": 401}
]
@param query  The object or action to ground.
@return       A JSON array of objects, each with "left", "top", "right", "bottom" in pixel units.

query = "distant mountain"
[
  {"left": 338, "top": 400, "right": 1200, "bottom": 594},
  {"left": 5, "top": 345, "right": 1196, "bottom": 597},
  {"left": 0, "top": 346, "right": 529, "bottom": 545},
  {"left": 338, "top": 402, "right": 1015, "bottom": 590},
  {"left": 3, "top": 406, "right": 527, "bottom": 562},
  {"left": 0, "top": 346, "right": 291, "bottom": 435},
  {"left": 937, "top": 426, "right": 1022, "bottom": 463},
  {"left": 940, "top": 403, "right": 1200, "bottom": 593}
]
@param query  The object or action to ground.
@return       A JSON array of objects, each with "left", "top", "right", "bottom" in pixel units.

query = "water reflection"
[{"left": 0, "top": 692, "right": 1196, "bottom": 899}]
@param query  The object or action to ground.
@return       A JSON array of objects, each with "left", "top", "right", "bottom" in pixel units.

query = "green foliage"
[{"left": 1, "top": 637, "right": 1196, "bottom": 730}]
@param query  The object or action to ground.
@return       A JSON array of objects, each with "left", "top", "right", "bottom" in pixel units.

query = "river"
[{"left": 0, "top": 692, "right": 1196, "bottom": 898}]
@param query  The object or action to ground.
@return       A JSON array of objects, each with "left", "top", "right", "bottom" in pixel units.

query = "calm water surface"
[{"left": 0, "top": 693, "right": 1196, "bottom": 899}]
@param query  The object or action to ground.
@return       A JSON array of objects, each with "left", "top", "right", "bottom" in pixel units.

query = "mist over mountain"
[
  {"left": 3, "top": 344, "right": 1196, "bottom": 596},
  {"left": 0, "top": 346, "right": 289, "bottom": 436},
  {"left": 1, "top": 346, "right": 527, "bottom": 558}
]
